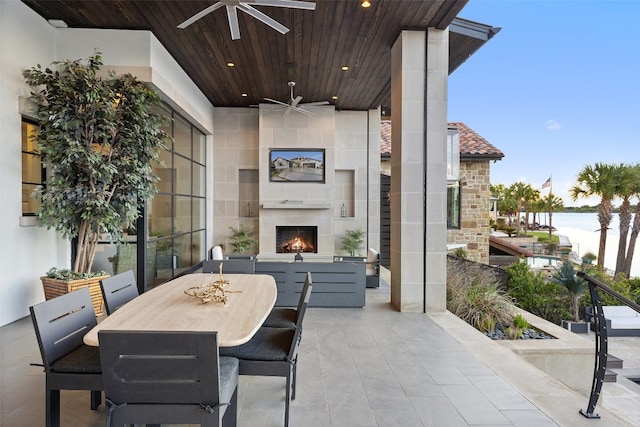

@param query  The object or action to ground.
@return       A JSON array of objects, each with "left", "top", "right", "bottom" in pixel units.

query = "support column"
[{"left": 390, "top": 28, "right": 449, "bottom": 312}]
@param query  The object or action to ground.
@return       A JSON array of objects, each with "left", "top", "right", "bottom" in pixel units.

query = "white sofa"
[{"left": 586, "top": 305, "right": 640, "bottom": 336}]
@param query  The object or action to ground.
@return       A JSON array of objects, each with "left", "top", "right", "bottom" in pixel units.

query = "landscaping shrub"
[
  {"left": 505, "top": 260, "right": 572, "bottom": 325},
  {"left": 447, "top": 259, "right": 515, "bottom": 333}
]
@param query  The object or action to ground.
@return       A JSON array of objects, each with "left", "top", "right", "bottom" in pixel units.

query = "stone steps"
[{"left": 604, "top": 355, "right": 624, "bottom": 382}]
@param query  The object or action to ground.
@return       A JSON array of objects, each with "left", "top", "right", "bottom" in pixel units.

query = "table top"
[{"left": 83, "top": 273, "right": 277, "bottom": 347}]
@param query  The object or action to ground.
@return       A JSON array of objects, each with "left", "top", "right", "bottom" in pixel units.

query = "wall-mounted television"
[{"left": 269, "top": 149, "right": 325, "bottom": 183}]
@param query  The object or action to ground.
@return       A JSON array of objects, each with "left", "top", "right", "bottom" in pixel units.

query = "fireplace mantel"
[{"left": 261, "top": 203, "right": 331, "bottom": 210}]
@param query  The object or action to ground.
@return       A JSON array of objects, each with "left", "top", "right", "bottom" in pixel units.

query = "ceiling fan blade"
[
  {"left": 226, "top": 5, "right": 241, "bottom": 40},
  {"left": 177, "top": 3, "right": 224, "bottom": 29},
  {"left": 291, "top": 95, "right": 303, "bottom": 107},
  {"left": 295, "top": 107, "right": 314, "bottom": 117},
  {"left": 239, "top": 4, "right": 289, "bottom": 34},
  {"left": 253, "top": 0, "right": 316, "bottom": 10},
  {"left": 264, "top": 97, "right": 290, "bottom": 107},
  {"left": 303, "top": 101, "right": 330, "bottom": 106}
]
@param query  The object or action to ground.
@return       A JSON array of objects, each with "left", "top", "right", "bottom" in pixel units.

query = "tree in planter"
[
  {"left": 228, "top": 225, "right": 256, "bottom": 254},
  {"left": 550, "top": 261, "right": 588, "bottom": 322},
  {"left": 23, "top": 52, "right": 167, "bottom": 274},
  {"left": 341, "top": 228, "right": 365, "bottom": 256}
]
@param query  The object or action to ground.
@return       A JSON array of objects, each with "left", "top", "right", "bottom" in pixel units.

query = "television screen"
[{"left": 269, "top": 149, "right": 325, "bottom": 183}]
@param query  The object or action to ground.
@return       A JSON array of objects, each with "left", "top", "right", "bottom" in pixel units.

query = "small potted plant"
[
  {"left": 228, "top": 224, "right": 257, "bottom": 254},
  {"left": 581, "top": 251, "right": 597, "bottom": 265},
  {"left": 551, "top": 261, "right": 589, "bottom": 333},
  {"left": 23, "top": 52, "right": 167, "bottom": 314},
  {"left": 340, "top": 228, "right": 365, "bottom": 256}
]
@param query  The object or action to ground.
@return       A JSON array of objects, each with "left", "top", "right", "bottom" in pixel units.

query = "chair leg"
[
  {"left": 223, "top": 387, "right": 238, "bottom": 427},
  {"left": 291, "top": 357, "right": 297, "bottom": 400},
  {"left": 90, "top": 390, "right": 101, "bottom": 410},
  {"left": 284, "top": 373, "right": 292, "bottom": 427},
  {"left": 46, "top": 388, "right": 60, "bottom": 427}
]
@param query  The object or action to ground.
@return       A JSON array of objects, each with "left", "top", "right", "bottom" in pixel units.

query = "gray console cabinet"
[{"left": 254, "top": 262, "right": 365, "bottom": 308}]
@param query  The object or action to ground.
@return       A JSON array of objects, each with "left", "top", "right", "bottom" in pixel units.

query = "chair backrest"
[
  {"left": 296, "top": 272, "right": 313, "bottom": 321},
  {"left": 30, "top": 287, "right": 97, "bottom": 369},
  {"left": 202, "top": 259, "right": 255, "bottom": 274},
  {"left": 289, "top": 273, "right": 312, "bottom": 360},
  {"left": 99, "top": 330, "right": 221, "bottom": 405},
  {"left": 100, "top": 270, "right": 139, "bottom": 315}
]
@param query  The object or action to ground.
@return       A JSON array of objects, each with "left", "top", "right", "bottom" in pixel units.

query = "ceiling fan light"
[{"left": 361, "top": 0, "right": 371, "bottom": 8}]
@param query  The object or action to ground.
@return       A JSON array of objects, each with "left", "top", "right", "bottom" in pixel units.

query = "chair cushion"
[
  {"left": 219, "top": 328, "right": 295, "bottom": 362},
  {"left": 262, "top": 308, "right": 297, "bottom": 329},
  {"left": 219, "top": 356, "right": 239, "bottom": 404},
  {"left": 51, "top": 344, "right": 101, "bottom": 374}
]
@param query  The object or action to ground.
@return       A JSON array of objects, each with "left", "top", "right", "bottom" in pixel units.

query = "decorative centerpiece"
[{"left": 184, "top": 263, "right": 239, "bottom": 304}]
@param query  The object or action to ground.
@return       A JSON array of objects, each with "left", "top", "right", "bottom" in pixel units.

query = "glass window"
[
  {"left": 21, "top": 119, "right": 43, "bottom": 216},
  {"left": 145, "top": 108, "right": 207, "bottom": 287},
  {"left": 447, "top": 181, "right": 461, "bottom": 229}
]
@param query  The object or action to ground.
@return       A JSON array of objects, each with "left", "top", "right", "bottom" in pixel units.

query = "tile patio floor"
[{"left": 1, "top": 268, "right": 638, "bottom": 426}]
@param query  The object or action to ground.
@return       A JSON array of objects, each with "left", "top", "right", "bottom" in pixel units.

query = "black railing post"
[
  {"left": 580, "top": 281, "right": 606, "bottom": 419},
  {"left": 576, "top": 271, "right": 640, "bottom": 420}
]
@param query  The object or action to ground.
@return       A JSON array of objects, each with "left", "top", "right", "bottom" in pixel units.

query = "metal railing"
[{"left": 576, "top": 271, "right": 640, "bottom": 419}]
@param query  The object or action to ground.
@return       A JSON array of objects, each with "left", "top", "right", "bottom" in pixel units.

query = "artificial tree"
[{"left": 23, "top": 52, "right": 167, "bottom": 274}]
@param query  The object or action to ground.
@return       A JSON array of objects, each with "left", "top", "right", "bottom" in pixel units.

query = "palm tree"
[
  {"left": 540, "top": 193, "right": 564, "bottom": 245},
  {"left": 522, "top": 186, "right": 540, "bottom": 235},
  {"left": 509, "top": 182, "right": 535, "bottom": 235},
  {"left": 621, "top": 164, "right": 640, "bottom": 277},
  {"left": 613, "top": 164, "right": 639, "bottom": 276},
  {"left": 569, "top": 163, "right": 617, "bottom": 268}
]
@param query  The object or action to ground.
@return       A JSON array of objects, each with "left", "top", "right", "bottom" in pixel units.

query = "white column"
[{"left": 390, "top": 28, "right": 448, "bottom": 312}]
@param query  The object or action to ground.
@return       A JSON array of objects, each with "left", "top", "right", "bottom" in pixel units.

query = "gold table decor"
[{"left": 184, "top": 262, "right": 240, "bottom": 304}]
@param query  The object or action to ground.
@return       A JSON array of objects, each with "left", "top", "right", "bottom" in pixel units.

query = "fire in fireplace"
[{"left": 276, "top": 226, "right": 318, "bottom": 253}]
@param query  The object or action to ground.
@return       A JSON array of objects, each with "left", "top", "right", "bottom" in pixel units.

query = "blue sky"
[{"left": 448, "top": 0, "right": 640, "bottom": 207}]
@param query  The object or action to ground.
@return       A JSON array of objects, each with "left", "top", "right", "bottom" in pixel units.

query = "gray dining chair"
[
  {"left": 30, "top": 287, "right": 103, "bottom": 427},
  {"left": 99, "top": 330, "right": 239, "bottom": 427},
  {"left": 262, "top": 272, "right": 312, "bottom": 329},
  {"left": 202, "top": 259, "right": 255, "bottom": 274},
  {"left": 220, "top": 272, "right": 312, "bottom": 427},
  {"left": 100, "top": 270, "right": 138, "bottom": 315}
]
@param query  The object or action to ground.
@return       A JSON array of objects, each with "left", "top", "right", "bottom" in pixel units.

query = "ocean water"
[{"left": 547, "top": 212, "right": 638, "bottom": 278}]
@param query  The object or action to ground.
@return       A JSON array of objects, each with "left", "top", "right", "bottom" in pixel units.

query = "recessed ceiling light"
[
  {"left": 361, "top": 0, "right": 371, "bottom": 8},
  {"left": 227, "top": 62, "right": 235, "bottom": 67},
  {"left": 241, "top": 93, "right": 248, "bottom": 97},
  {"left": 48, "top": 19, "right": 68, "bottom": 28},
  {"left": 341, "top": 66, "right": 349, "bottom": 71},
  {"left": 332, "top": 96, "right": 338, "bottom": 100}
]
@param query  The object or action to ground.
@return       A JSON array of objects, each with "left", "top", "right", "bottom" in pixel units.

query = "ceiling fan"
[
  {"left": 177, "top": 0, "right": 316, "bottom": 40},
  {"left": 263, "top": 81, "right": 329, "bottom": 116}
]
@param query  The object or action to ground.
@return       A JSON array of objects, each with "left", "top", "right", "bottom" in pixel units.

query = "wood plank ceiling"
[{"left": 21, "top": 0, "right": 491, "bottom": 111}]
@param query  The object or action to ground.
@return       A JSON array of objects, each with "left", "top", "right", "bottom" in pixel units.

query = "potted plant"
[
  {"left": 551, "top": 261, "right": 589, "bottom": 333},
  {"left": 23, "top": 52, "right": 167, "bottom": 314},
  {"left": 228, "top": 224, "right": 257, "bottom": 254},
  {"left": 341, "top": 228, "right": 366, "bottom": 256},
  {"left": 581, "top": 251, "right": 597, "bottom": 265}
]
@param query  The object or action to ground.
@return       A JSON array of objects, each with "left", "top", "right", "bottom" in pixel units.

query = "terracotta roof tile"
[{"left": 380, "top": 120, "right": 504, "bottom": 161}]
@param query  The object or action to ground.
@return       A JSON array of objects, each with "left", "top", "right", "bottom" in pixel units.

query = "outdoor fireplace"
[{"left": 276, "top": 226, "right": 318, "bottom": 253}]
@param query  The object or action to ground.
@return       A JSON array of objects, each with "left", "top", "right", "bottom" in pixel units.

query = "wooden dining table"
[{"left": 83, "top": 273, "right": 277, "bottom": 347}]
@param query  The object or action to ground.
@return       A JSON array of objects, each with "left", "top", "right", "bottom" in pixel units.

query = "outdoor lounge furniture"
[
  {"left": 100, "top": 270, "right": 138, "bottom": 315},
  {"left": 29, "top": 287, "right": 102, "bottom": 427},
  {"left": 99, "top": 330, "right": 239, "bottom": 427},
  {"left": 585, "top": 305, "right": 640, "bottom": 336},
  {"left": 219, "top": 273, "right": 312, "bottom": 427}
]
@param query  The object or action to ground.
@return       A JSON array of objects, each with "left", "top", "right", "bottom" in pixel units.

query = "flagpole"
[{"left": 548, "top": 174, "right": 553, "bottom": 248}]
